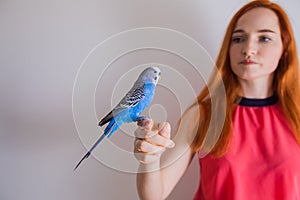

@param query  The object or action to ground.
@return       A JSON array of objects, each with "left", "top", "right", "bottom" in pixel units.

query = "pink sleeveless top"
[{"left": 194, "top": 96, "right": 300, "bottom": 200}]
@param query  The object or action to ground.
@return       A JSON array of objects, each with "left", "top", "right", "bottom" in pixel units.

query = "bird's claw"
[{"left": 136, "top": 116, "right": 149, "bottom": 126}]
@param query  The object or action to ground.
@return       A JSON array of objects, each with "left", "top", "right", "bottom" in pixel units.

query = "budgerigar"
[{"left": 74, "top": 67, "right": 161, "bottom": 171}]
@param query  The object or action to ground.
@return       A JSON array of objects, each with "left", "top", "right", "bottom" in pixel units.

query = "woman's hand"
[{"left": 134, "top": 119, "right": 175, "bottom": 164}]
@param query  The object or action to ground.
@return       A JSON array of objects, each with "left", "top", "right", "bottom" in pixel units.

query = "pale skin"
[{"left": 134, "top": 7, "right": 284, "bottom": 200}]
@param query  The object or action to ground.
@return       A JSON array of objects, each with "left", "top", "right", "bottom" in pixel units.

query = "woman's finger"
[
  {"left": 134, "top": 139, "right": 166, "bottom": 154},
  {"left": 157, "top": 122, "right": 171, "bottom": 138}
]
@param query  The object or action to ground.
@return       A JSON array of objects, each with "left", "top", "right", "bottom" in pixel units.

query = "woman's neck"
[{"left": 238, "top": 76, "right": 274, "bottom": 99}]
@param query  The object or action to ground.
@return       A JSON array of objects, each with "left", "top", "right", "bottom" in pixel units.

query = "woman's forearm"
[{"left": 137, "top": 161, "right": 165, "bottom": 200}]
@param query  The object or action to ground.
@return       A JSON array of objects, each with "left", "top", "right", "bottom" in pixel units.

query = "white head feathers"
[{"left": 136, "top": 67, "right": 161, "bottom": 85}]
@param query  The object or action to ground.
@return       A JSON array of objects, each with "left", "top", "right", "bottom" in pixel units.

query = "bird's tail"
[
  {"left": 104, "top": 118, "right": 119, "bottom": 138},
  {"left": 73, "top": 119, "right": 119, "bottom": 171},
  {"left": 73, "top": 133, "right": 106, "bottom": 171}
]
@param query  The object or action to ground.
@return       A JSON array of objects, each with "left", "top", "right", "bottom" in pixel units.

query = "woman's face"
[{"left": 229, "top": 8, "right": 283, "bottom": 83}]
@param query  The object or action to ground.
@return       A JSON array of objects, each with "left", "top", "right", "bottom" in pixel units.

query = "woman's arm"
[{"left": 135, "top": 104, "right": 199, "bottom": 199}]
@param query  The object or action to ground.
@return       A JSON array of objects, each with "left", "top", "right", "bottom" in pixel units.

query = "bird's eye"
[
  {"left": 154, "top": 70, "right": 157, "bottom": 73},
  {"left": 154, "top": 77, "right": 157, "bottom": 80}
]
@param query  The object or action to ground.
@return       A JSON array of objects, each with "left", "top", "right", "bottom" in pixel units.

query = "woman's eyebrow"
[
  {"left": 232, "top": 28, "right": 276, "bottom": 34},
  {"left": 233, "top": 29, "right": 245, "bottom": 34},
  {"left": 257, "top": 29, "right": 276, "bottom": 33}
]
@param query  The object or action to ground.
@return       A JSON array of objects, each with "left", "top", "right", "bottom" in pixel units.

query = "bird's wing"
[
  {"left": 119, "top": 84, "right": 145, "bottom": 108},
  {"left": 98, "top": 84, "right": 145, "bottom": 126}
]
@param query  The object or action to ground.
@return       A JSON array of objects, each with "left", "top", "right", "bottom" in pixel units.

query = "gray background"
[{"left": 1, "top": 0, "right": 299, "bottom": 199}]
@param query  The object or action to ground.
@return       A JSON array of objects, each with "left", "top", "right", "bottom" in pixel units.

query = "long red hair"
[{"left": 190, "top": 0, "right": 300, "bottom": 156}]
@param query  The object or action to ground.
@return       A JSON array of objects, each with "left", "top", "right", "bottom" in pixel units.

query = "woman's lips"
[{"left": 239, "top": 59, "right": 257, "bottom": 65}]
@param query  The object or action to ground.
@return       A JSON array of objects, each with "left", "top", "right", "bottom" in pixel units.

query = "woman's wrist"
[{"left": 138, "top": 159, "right": 161, "bottom": 173}]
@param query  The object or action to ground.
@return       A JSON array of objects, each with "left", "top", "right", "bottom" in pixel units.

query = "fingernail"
[
  {"left": 167, "top": 140, "right": 175, "bottom": 148},
  {"left": 160, "top": 130, "right": 168, "bottom": 137}
]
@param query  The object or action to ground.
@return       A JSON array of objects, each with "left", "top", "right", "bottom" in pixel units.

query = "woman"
[{"left": 134, "top": 1, "right": 300, "bottom": 199}]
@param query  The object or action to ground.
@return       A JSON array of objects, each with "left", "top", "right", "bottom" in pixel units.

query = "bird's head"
[{"left": 138, "top": 66, "right": 161, "bottom": 85}]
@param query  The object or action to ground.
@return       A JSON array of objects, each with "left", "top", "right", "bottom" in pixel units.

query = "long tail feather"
[
  {"left": 73, "top": 133, "right": 106, "bottom": 171},
  {"left": 74, "top": 119, "right": 119, "bottom": 171}
]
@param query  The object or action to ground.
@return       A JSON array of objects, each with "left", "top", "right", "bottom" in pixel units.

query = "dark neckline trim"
[{"left": 238, "top": 94, "right": 278, "bottom": 107}]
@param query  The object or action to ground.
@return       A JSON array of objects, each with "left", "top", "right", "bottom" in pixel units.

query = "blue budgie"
[{"left": 74, "top": 67, "right": 161, "bottom": 171}]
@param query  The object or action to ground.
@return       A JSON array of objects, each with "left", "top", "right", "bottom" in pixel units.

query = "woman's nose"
[{"left": 242, "top": 40, "right": 257, "bottom": 57}]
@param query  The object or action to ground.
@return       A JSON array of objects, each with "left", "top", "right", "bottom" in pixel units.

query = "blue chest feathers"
[{"left": 129, "top": 83, "right": 156, "bottom": 121}]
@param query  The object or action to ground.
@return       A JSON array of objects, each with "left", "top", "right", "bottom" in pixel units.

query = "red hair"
[{"left": 190, "top": 0, "right": 300, "bottom": 156}]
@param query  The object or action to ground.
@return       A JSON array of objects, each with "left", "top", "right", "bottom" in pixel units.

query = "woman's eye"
[
  {"left": 260, "top": 36, "right": 271, "bottom": 42},
  {"left": 232, "top": 36, "right": 245, "bottom": 43}
]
